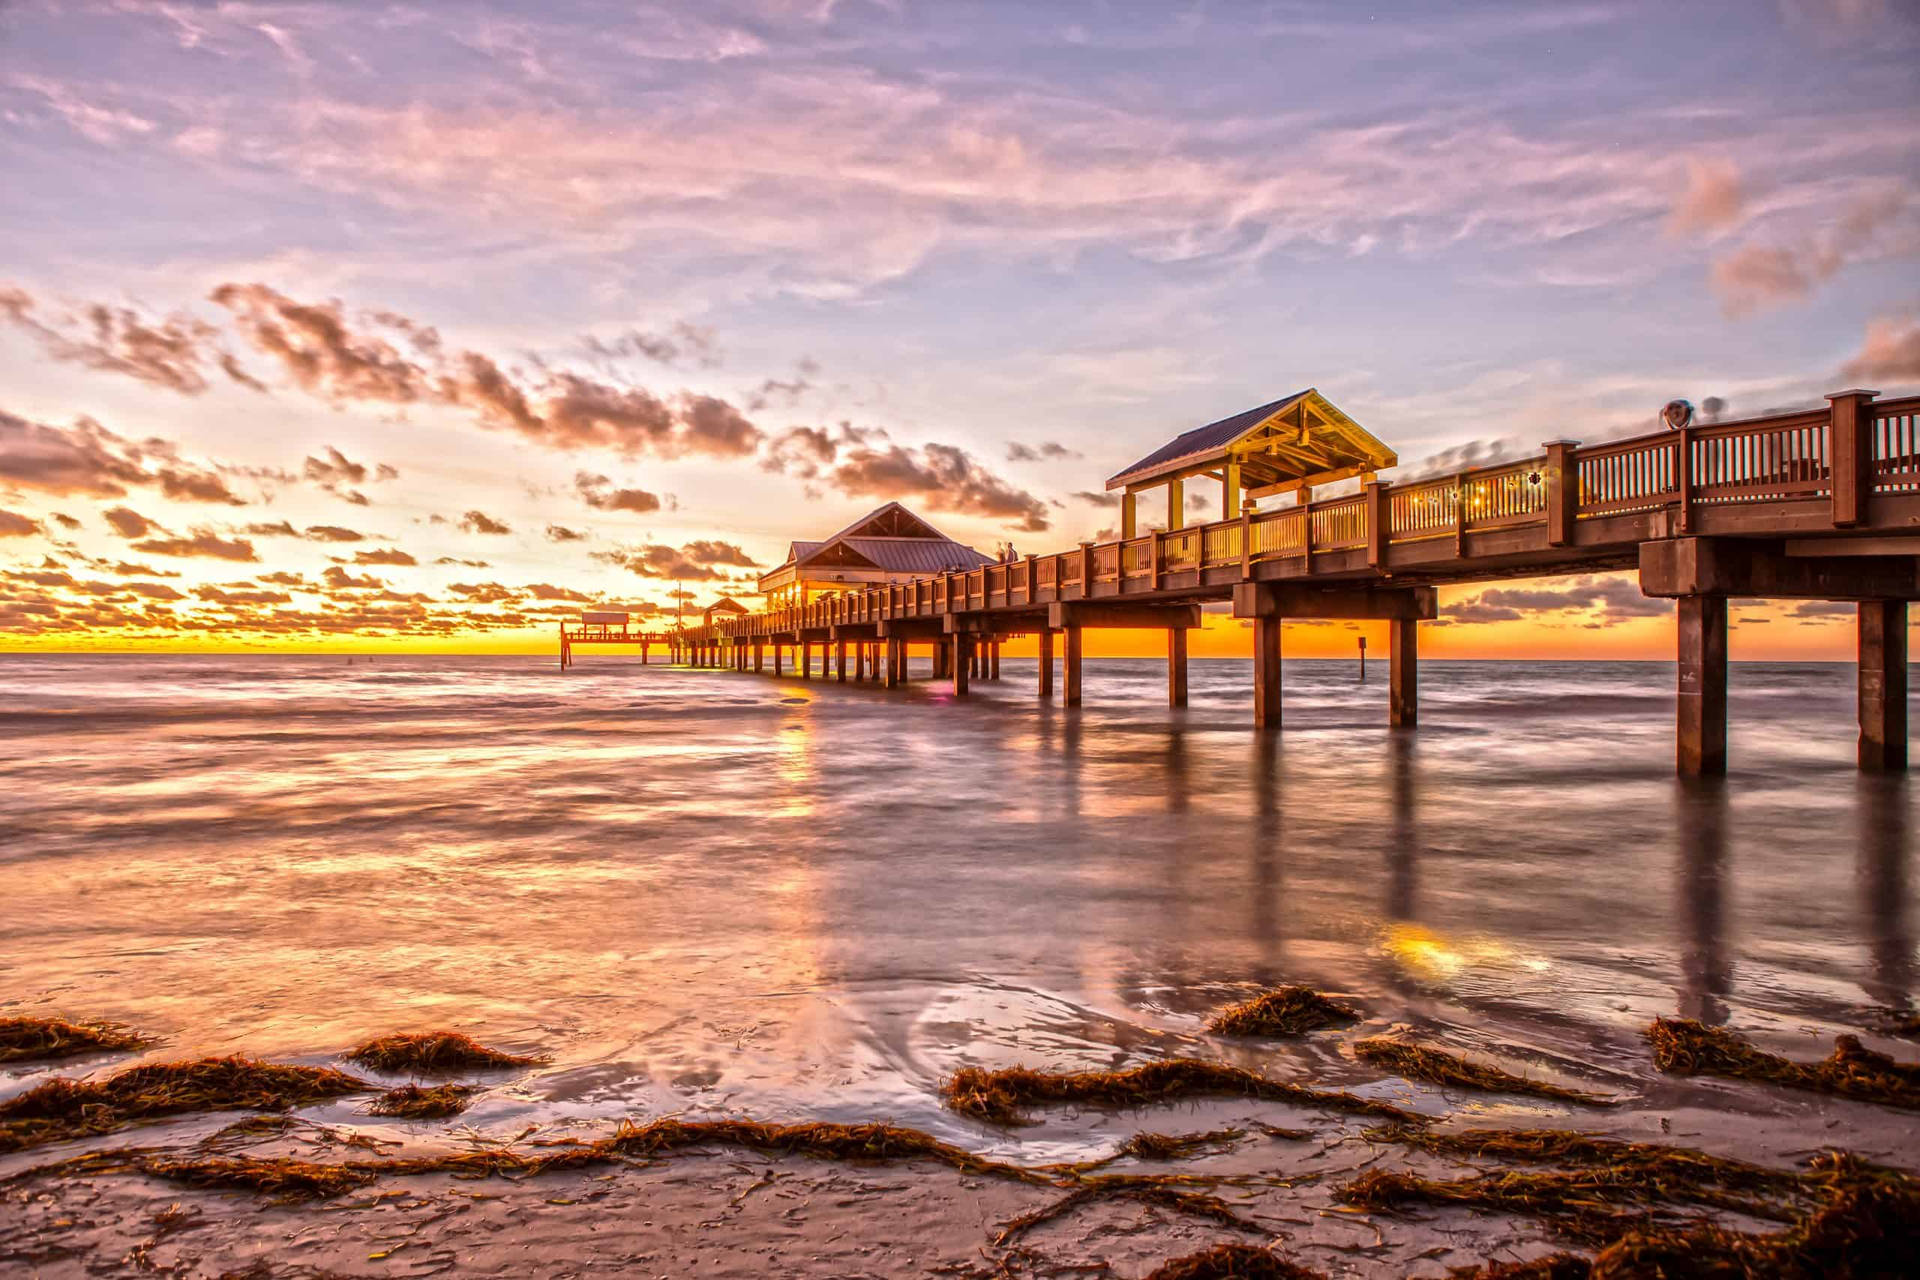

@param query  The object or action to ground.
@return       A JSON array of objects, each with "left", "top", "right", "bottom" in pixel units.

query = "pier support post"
[
  {"left": 1677, "top": 595, "right": 1728, "bottom": 776},
  {"left": 1168, "top": 626, "right": 1188, "bottom": 707},
  {"left": 836, "top": 639, "right": 848, "bottom": 683},
  {"left": 1038, "top": 629, "right": 1054, "bottom": 700},
  {"left": 774, "top": 644, "right": 784, "bottom": 677},
  {"left": 1253, "top": 615, "right": 1281, "bottom": 728},
  {"left": 885, "top": 638, "right": 902, "bottom": 688},
  {"left": 754, "top": 642, "right": 764, "bottom": 673},
  {"left": 990, "top": 642, "right": 1001, "bottom": 681},
  {"left": 1390, "top": 618, "right": 1418, "bottom": 728},
  {"left": 801, "top": 640, "right": 812, "bottom": 679},
  {"left": 1860, "top": 600, "right": 1908, "bottom": 771},
  {"left": 1063, "top": 624, "right": 1083, "bottom": 707},
  {"left": 952, "top": 634, "right": 971, "bottom": 696}
]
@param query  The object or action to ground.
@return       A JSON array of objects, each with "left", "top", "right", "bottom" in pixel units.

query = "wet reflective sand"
[{"left": 1, "top": 654, "right": 1914, "bottom": 1273}]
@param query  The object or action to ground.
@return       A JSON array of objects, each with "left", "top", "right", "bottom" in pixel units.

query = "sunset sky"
[{"left": 2, "top": 0, "right": 1916, "bottom": 658}]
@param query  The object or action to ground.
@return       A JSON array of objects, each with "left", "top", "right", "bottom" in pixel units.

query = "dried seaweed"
[
  {"left": 994, "top": 1173, "right": 1267, "bottom": 1245},
  {"left": 1647, "top": 1019, "right": 1920, "bottom": 1109},
  {"left": 0, "top": 1017, "right": 150, "bottom": 1064},
  {"left": 1206, "top": 987, "right": 1360, "bottom": 1038},
  {"left": 1120, "top": 1128, "right": 1246, "bottom": 1161},
  {"left": 1141, "top": 1244, "right": 1326, "bottom": 1280},
  {"left": 1869, "top": 1008, "right": 1920, "bottom": 1041},
  {"left": 0, "top": 1057, "right": 371, "bottom": 1152},
  {"left": 140, "top": 1154, "right": 378, "bottom": 1201},
  {"left": 1353, "top": 1038, "right": 1612, "bottom": 1105},
  {"left": 1367, "top": 1124, "right": 1806, "bottom": 1204},
  {"left": 1336, "top": 1167, "right": 1687, "bottom": 1245},
  {"left": 941, "top": 1059, "right": 1420, "bottom": 1127},
  {"left": 1444, "top": 1255, "right": 1592, "bottom": 1279},
  {"left": 365, "top": 1084, "right": 480, "bottom": 1119},
  {"left": 345, "top": 1032, "right": 543, "bottom": 1074}
]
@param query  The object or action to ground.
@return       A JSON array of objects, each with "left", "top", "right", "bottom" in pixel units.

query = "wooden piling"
[
  {"left": 1252, "top": 614, "right": 1281, "bottom": 728},
  {"left": 1167, "top": 626, "right": 1188, "bottom": 707},
  {"left": 1389, "top": 618, "right": 1417, "bottom": 728},
  {"left": 1859, "top": 599, "right": 1908, "bottom": 771},
  {"left": 836, "top": 639, "right": 848, "bottom": 682},
  {"left": 952, "top": 634, "right": 970, "bottom": 696},
  {"left": 1038, "top": 628, "right": 1053, "bottom": 700},
  {"left": 1063, "top": 624, "right": 1083, "bottom": 707},
  {"left": 1677, "top": 595, "right": 1728, "bottom": 776}
]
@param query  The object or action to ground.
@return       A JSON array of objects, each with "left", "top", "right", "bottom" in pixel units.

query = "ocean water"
[{"left": 0, "top": 653, "right": 1913, "bottom": 1163}]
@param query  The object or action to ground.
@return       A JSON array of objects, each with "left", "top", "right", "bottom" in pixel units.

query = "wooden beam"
[
  {"left": 1252, "top": 614, "right": 1281, "bottom": 728},
  {"left": 952, "top": 633, "right": 970, "bottom": 696},
  {"left": 1038, "top": 628, "right": 1054, "bottom": 700},
  {"left": 1390, "top": 618, "right": 1417, "bottom": 728},
  {"left": 1063, "top": 624, "right": 1083, "bottom": 707},
  {"left": 1049, "top": 602, "right": 1203, "bottom": 630},
  {"left": 1168, "top": 626, "right": 1188, "bottom": 707},
  {"left": 1827, "top": 388, "right": 1877, "bottom": 528},
  {"left": 1640, "top": 538, "right": 1920, "bottom": 600},
  {"left": 1120, "top": 491, "right": 1137, "bottom": 540},
  {"left": 1232, "top": 582, "right": 1437, "bottom": 620}
]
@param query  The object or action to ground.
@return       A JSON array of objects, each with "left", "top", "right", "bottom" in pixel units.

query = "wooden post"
[
  {"left": 1063, "top": 624, "right": 1083, "bottom": 707},
  {"left": 1860, "top": 600, "right": 1908, "bottom": 771},
  {"left": 1253, "top": 615, "right": 1281, "bottom": 728},
  {"left": 1222, "top": 462, "right": 1240, "bottom": 521},
  {"left": 990, "top": 641, "right": 1001, "bottom": 681},
  {"left": 1365, "top": 480, "right": 1387, "bottom": 569},
  {"left": 1167, "top": 626, "right": 1188, "bottom": 707},
  {"left": 836, "top": 639, "right": 847, "bottom": 682},
  {"left": 952, "top": 633, "right": 970, "bottom": 696},
  {"left": 1120, "top": 491, "right": 1137, "bottom": 540},
  {"left": 754, "top": 641, "right": 764, "bottom": 673},
  {"left": 1168, "top": 478, "right": 1184, "bottom": 530},
  {"left": 774, "top": 644, "right": 784, "bottom": 676},
  {"left": 884, "top": 638, "right": 900, "bottom": 688},
  {"left": 1828, "top": 388, "right": 1877, "bottom": 528},
  {"left": 1543, "top": 441, "right": 1578, "bottom": 547},
  {"left": 1389, "top": 618, "right": 1417, "bottom": 728},
  {"left": 641, "top": 642, "right": 649, "bottom": 665},
  {"left": 1038, "top": 628, "right": 1054, "bottom": 699},
  {"left": 1676, "top": 426, "right": 1694, "bottom": 534},
  {"left": 1677, "top": 595, "right": 1728, "bottom": 776}
]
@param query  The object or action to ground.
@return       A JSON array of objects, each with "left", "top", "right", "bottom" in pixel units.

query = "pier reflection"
[
  {"left": 1676, "top": 777, "right": 1731, "bottom": 1025},
  {"left": 1386, "top": 731, "right": 1418, "bottom": 922},
  {"left": 1860, "top": 775, "right": 1912, "bottom": 1019},
  {"left": 1247, "top": 731, "right": 1283, "bottom": 984}
]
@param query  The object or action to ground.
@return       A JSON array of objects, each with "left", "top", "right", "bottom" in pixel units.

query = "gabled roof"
[
  {"left": 1106, "top": 388, "right": 1396, "bottom": 493},
  {"left": 703, "top": 595, "right": 748, "bottom": 616},
  {"left": 762, "top": 502, "right": 992, "bottom": 583}
]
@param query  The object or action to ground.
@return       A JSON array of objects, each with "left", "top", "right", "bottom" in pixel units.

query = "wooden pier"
[{"left": 581, "top": 390, "right": 1919, "bottom": 775}]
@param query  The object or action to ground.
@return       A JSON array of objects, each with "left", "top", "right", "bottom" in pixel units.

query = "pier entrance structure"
[{"left": 633, "top": 389, "right": 1920, "bottom": 776}]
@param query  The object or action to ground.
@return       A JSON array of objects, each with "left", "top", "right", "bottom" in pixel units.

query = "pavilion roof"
[{"left": 1106, "top": 388, "right": 1395, "bottom": 495}]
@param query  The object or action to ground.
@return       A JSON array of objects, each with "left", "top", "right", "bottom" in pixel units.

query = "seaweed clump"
[
  {"left": 1647, "top": 1018, "right": 1920, "bottom": 1109},
  {"left": 346, "top": 1032, "right": 542, "bottom": 1074},
  {"left": 994, "top": 1173, "right": 1266, "bottom": 1246},
  {"left": 0, "top": 1016, "right": 150, "bottom": 1063},
  {"left": 941, "top": 1059, "right": 1419, "bottom": 1127},
  {"left": 0, "top": 1057, "right": 371, "bottom": 1153},
  {"left": 1353, "top": 1037, "right": 1612, "bottom": 1105},
  {"left": 139, "top": 1154, "right": 378, "bottom": 1201},
  {"left": 1206, "top": 987, "right": 1359, "bottom": 1038},
  {"left": 366, "top": 1084, "right": 480, "bottom": 1119},
  {"left": 1120, "top": 1128, "right": 1246, "bottom": 1161},
  {"left": 1142, "top": 1244, "right": 1326, "bottom": 1280}
]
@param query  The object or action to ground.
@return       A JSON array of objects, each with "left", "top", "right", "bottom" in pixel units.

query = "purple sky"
[{"left": 0, "top": 0, "right": 1916, "bottom": 646}]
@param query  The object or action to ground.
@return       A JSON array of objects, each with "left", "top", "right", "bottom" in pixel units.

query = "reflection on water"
[{"left": 0, "top": 653, "right": 1913, "bottom": 1152}]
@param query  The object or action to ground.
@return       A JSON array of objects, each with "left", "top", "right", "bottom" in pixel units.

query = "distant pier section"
[{"left": 573, "top": 388, "right": 1918, "bottom": 776}]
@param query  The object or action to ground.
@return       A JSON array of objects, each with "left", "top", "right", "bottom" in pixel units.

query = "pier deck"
[{"left": 598, "top": 390, "right": 1919, "bottom": 774}]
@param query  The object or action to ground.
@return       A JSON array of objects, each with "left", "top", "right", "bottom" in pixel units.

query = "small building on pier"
[
  {"left": 702, "top": 595, "right": 749, "bottom": 625},
  {"left": 1106, "top": 387, "right": 1397, "bottom": 537},
  {"left": 757, "top": 502, "right": 993, "bottom": 609}
]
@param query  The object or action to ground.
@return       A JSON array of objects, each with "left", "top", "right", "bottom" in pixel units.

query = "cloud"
[
  {"left": 304, "top": 445, "right": 396, "bottom": 504},
  {"left": 322, "top": 566, "right": 383, "bottom": 589},
  {"left": 525, "top": 583, "right": 595, "bottom": 602},
  {"left": 1073, "top": 490, "right": 1121, "bottom": 507},
  {"left": 1667, "top": 158, "right": 1743, "bottom": 235},
  {"left": 244, "top": 520, "right": 300, "bottom": 537},
  {"left": 544, "top": 524, "right": 588, "bottom": 542},
  {"left": 0, "top": 410, "right": 149, "bottom": 497},
  {"left": 0, "top": 510, "right": 42, "bottom": 537},
  {"left": 211, "top": 285, "right": 764, "bottom": 460},
  {"left": 582, "top": 321, "right": 721, "bottom": 369},
  {"left": 1842, "top": 315, "right": 1920, "bottom": 382},
  {"left": 195, "top": 584, "right": 293, "bottom": 606},
  {"left": 155, "top": 466, "right": 246, "bottom": 505},
  {"left": 1710, "top": 186, "right": 1913, "bottom": 317},
  {"left": 304, "top": 524, "right": 365, "bottom": 542},
  {"left": 575, "top": 472, "right": 664, "bottom": 514},
  {"left": 1449, "top": 575, "right": 1672, "bottom": 625},
  {"left": 825, "top": 441, "right": 1052, "bottom": 531},
  {"left": 352, "top": 548, "right": 417, "bottom": 565},
  {"left": 458, "top": 510, "right": 512, "bottom": 534},
  {"left": 1007, "top": 441, "right": 1080, "bottom": 462},
  {"left": 593, "top": 542, "right": 742, "bottom": 580},
  {"left": 130, "top": 530, "right": 258, "bottom": 561},
  {"left": 0, "top": 284, "right": 257, "bottom": 395},
  {"left": 433, "top": 556, "right": 491, "bottom": 567},
  {"left": 102, "top": 506, "right": 160, "bottom": 538}
]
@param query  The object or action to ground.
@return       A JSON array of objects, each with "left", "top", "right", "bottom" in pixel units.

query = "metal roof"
[
  {"left": 838, "top": 537, "right": 992, "bottom": 573},
  {"left": 1109, "top": 391, "right": 1310, "bottom": 487}
]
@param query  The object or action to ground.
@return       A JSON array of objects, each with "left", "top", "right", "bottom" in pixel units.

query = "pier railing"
[{"left": 709, "top": 394, "right": 1918, "bottom": 641}]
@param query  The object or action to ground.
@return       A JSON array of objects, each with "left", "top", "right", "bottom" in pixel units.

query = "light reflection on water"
[{"left": 0, "top": 653, "right": 1912, "bottom": 1155}]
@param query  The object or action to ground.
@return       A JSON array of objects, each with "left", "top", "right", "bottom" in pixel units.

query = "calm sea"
[{"left": 0, "top": 653, "right": 1912, "bottom": 1161}]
